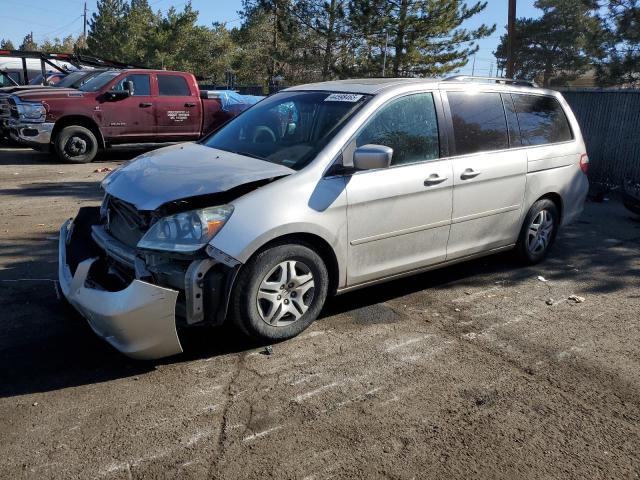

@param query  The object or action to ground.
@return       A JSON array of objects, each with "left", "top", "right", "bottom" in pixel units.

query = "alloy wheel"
[
  {"left": 526, "top": 209, "right": 554, "bottom": 255},
  {"left": 256, "top": 260, "right": 315, "bottom": 327}
]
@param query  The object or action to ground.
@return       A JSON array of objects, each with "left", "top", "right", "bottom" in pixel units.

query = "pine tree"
[
  {"left": 386, "top": 0, "right": 495, "bottom": 77},
  {"left": 0, "top": 39, "right": 16, "bottom": 50},
  {"left": 87, "top": 0, "right": 129, "bottom": 61},
  {"left": 18, "top": 33, "right": 38, "bottom": 51},
  {"left": 494, "top": 0, "right": 602, "bottom": 87},
  {"left": 596, "top": 0, "right": 640, "bottom": 86}
]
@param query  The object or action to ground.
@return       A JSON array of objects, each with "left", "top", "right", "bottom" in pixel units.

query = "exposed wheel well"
[
  {"left": 252, "top": 233, "right": 340, "bottom": 296},
  {"left": 52, "top": 116, "right": 105, "bottom": 149},
  {"left": 538, "top": 192, "right": 563, "bottom": 223}
]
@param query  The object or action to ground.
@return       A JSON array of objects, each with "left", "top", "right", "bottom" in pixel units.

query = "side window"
[
  {"left": 448, "top": 91, "right": 509, "bottom": 156},
  {"left": 112, "top": 74, "right": 151, "bottom": 96},
  {"left": 513, "top": 94, "right": 573, "bottom": 145},
  {"left": 158, "top": 75, "right": 191, "bottom": 96},
  {"left": 355, "top": 93, "right": 439, "bottom": 166}
]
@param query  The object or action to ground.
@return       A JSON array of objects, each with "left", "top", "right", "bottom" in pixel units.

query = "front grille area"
[
  {"left": 0, "top": 97, "right": 10, "bottom": 119},
  {"left": 8, "top": 98, "right": 18, "bottom": 119},
  {"left": 104, "top": 194, "right": 152, "bottom": 248}
]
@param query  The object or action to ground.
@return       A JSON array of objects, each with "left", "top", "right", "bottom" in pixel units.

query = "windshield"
[
  {"left": 202, "top": 91, "right": 371, "bottom": 170},
  {"left": 56, "top": 70, "right": 91, "bottom": 88},
  {"left": 79, "top": 71, "right": 120, "bottom": 92}
]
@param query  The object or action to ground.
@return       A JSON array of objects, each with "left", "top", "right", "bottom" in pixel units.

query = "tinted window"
[
  {"left": 356, "top": 93, "right": 439, "bottom": 166},
  {"left": 513, "top": 94, "right": 573, "bottom": 145},
  {"left": 448, "top": 91, "right": 508, "bottom": 155},
  {"left": 112, "top": 74, "right": 151, "bottom": 96},
  {"left": 158, "top": 75, "right": 191, "bottom": 96}
]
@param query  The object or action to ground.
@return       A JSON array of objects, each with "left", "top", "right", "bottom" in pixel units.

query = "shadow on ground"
[{"left": 0, "top": 200, "right": 639, "bottom": 398}]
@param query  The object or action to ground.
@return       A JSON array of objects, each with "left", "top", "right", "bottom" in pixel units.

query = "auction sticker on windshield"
[{"left": 324, "top": 93, "right": 363, "bottom": 102}]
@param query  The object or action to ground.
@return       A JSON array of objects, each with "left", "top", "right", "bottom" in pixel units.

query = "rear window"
[
  {"left": 448, "top": 91, "right": 509, "bottom": 156},
  {"left": 512, "top": 94, "right": 573, "bottom": 145},
  {"left": 158, "top": 75, "right": 191, "bottom": 96}
]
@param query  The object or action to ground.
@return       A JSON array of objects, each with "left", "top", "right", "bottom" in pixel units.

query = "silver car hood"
[{"left": 102, "top": 143, "right": 295, "bottom": 211}]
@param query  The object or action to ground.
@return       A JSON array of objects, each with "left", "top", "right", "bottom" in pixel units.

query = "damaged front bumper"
[
  {"left": 9, "top": 120, "right": 54, "bottom": 147},
  {"left": 58, "top": 218, "right": 183, "bottom": 360}
]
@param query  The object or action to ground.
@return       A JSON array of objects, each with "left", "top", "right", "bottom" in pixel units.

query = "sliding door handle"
[
  {"left": 184, "top": 102, "right": 197, "bottom": 107},
  {"left": 460, "top": 168, "right": 481, "bottom": 180},
  {"left": 139, "top": 102, "right": 153, "bottom": 108}
]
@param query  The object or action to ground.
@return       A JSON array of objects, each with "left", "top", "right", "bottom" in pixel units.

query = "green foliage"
[
  {"left": 18, "top": 34, "right": 38, "bottom": 52},
  {"left": 495, "top": 0, "right": 603, "bottom": 87},
  {"left": 0, "top": 39, "right": 16, "bottom": 50},
  {"left": 8, "top": 0, "right": 501, "bottom": 85},
  {"left": 40, "top": 35, "right": 78, "bottom": 53},
  {"left": 596, "top": 0, "right": 640, "bottom": 86}
]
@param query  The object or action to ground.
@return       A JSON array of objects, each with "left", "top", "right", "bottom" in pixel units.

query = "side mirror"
[
  {"left": 353, "top": 144, "right": 393, "bottom": 170},
  {"left": 105, "top": 90, "right": 130, "bottom": 101}
]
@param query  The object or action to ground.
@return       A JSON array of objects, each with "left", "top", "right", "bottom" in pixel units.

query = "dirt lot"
[{"left": 0, "top": 145, "right": 639, "bottom": 479}]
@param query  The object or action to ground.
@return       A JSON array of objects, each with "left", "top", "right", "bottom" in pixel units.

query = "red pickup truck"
[{"left": 5, "top": 69, "right": 257, "bottom": 163}]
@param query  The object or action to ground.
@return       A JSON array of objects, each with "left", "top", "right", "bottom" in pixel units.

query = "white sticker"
[{"left": 324, "top": 93, "right": 363, "bottom": 103}]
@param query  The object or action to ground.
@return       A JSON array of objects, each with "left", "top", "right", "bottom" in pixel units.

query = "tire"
[
  {"left": 229, "top": 243, "right": 329, "bottom": 342},
  {"left": 515, "top": 199, "right": 560, "bottom": 264},
  {"left": 54, "top": 125, "right": 99, "bottom": 163}
]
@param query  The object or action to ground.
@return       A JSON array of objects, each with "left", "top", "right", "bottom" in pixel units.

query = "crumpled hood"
[{"left": 102, "top": 143, "right": 295, "bottom": 211}]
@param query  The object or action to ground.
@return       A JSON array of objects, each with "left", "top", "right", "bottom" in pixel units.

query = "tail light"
[{"left": 579, "top": 153, "right": 589, "bottom": 174}]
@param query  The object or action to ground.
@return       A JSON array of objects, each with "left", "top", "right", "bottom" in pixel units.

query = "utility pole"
[
  {"left": 83, "top": 2, "right": 88, "bottom": 42},
  {"left": 506, "top": 0, "right": 516, "bottom": 78},
  {"left": 471, "top": 55, "right": 476, "bottom": 76},
  {"left": 382, "top": 30, "right": 389, "bottom": 77},
  {"left": 271, "top": 0, "right": 278, "bottom": 86}
]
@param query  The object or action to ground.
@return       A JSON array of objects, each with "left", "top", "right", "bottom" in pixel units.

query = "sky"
[{"left": 0, "top": 0, "right": 541, "bottom": 76}]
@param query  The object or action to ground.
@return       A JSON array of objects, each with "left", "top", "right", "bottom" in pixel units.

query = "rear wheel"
[
  {"left": 54, "top": 125, "right": 99, "bottom": 163},
  {"left": 516, "top": 199, "right": 559, "bottom": 264},
  {"left": 229, "top": 243, "right": 329, "bottom": 342}
]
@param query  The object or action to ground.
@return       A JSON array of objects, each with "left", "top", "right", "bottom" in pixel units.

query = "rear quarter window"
[
  {"left": 158, "top": 75, "right": 191, "bottom": 96},
  {"left": 513, "top": 94, "right": 573, "bottom": 145}
]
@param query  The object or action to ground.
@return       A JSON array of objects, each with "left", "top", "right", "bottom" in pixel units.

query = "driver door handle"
[
  {"left": 139, "top": 102, "right": 153, "bottom": 108},
  {"left": 460, "top": 168, "right": 481, "bottom": 180},
  {"left": 184, "top": 102, "right": 197, "bottom": 107},
  {"left": 424, "top": 174, "right": 448, "bottom": 186}
]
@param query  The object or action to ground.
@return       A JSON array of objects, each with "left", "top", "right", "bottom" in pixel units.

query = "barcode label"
[{"left": 324, "top": 93, "right": 363, "bottom": 102}]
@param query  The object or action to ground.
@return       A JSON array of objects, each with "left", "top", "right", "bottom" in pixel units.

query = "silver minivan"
[{"left": 58, "top": 76, "right": 589, "bottom": 359}]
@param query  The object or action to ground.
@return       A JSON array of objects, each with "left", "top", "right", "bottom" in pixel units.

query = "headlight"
[
  {"left": 137, "top": 205, "right": 234, "bottom": 252},
  {"left": 16, "top": 102, "right": 47, "bottom": 122}
]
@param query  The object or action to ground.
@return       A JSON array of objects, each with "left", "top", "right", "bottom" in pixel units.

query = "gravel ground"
[{"left": 0, "top": 145, "right": 639, "bottom": 479}]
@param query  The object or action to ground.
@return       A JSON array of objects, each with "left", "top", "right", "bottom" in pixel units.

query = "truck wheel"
[
  {"left": 515, "top": 199, "right": 559, "bottom": 264},
  {"left": 54, "top": 125, "right": 98, "bottom": 163},
  {"left": 229, "top": 243, "right": 329, "bottom": 342}
]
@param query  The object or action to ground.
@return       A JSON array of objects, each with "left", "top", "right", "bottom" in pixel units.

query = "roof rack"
[{"left": 443, "top": 75, "right": 538, "bottom": 88}]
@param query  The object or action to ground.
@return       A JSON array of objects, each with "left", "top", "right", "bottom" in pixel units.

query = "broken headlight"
[{"left": 137, "top": 205, "right": 234, "bottom": 253}]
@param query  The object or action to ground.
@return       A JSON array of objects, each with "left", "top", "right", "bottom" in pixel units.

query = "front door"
[
  {"left": 100, "top": 73, "right": 156, "bottom": 142},
  {"left": 154, "top": 73, "right": 202, "bottom": 141},
  {"left": 345, "top": 92, "right": 453, "bottom": 285},
  {"left": 443, "top": 90, "right": 527, "bottom": 259}
]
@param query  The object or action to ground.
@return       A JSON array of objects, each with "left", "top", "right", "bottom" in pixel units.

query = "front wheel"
[
  {"left": 229, "top": 243, "right": 329, "bottom": 342},
  {"left": 54, "top": 125, "right": 99, "bottom": 163},
  {"left": 515, "top": 199, "right": 559, "bottom": 264}
]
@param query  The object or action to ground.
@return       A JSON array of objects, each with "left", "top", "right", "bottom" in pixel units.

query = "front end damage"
[{"left": 58, "top": 205, "right": 240, "bottom": 360}]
